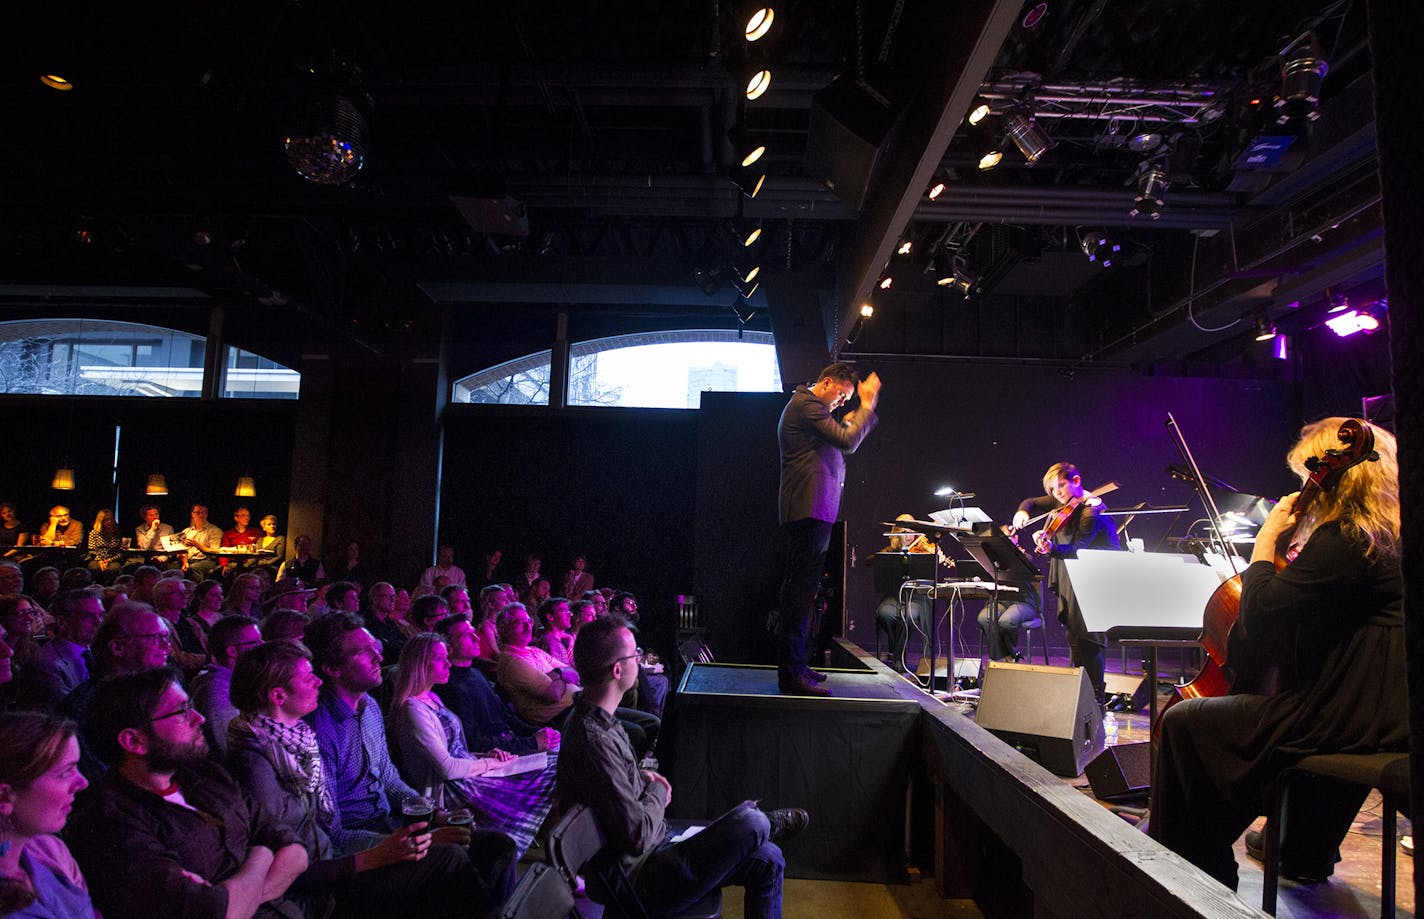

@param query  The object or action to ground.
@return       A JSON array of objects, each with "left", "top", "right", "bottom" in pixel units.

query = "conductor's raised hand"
[{"left": 857, "top": 372, "right": 882, "bottom": 410}]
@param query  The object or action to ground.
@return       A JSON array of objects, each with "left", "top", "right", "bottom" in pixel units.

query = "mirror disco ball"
[{"left": 284, "top": 94, "right": 369, "bottom": 186}]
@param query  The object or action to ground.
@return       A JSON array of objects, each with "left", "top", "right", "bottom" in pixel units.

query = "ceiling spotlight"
[
  {"left": 284, "top": 93, "right": 370, "bottom": 186},
  {"left": 732, "top": 298, "right": 758, "bottom": 325},
  {"left": 734, "top": 251, "right": 761, "bottom": 285},
  {"left": 40, "top": 74, "right": 74, "bottom": 91},
  {"left": 934, "top": 249, "right": 957, "bottom": 287},
  {"left": 897, "top": 240, "right": 913, "bottom": 256},
  {"left": 860, "top": 302, "right": 875, "bottom": 318},
  {"left": 927, "top": 179, "right": 946, "bottom": 199},
  {"left": 745, "top": 7, "right": 775, "bottom": 41},
  {"left": 732, "top": 157, "right": 767, "bottom": 198},
  {"left": 1277, "top": 33, "right": 1329, "bottom": 124},
  {"left": 978, "top": 149, "right": 1003, "bottom": 170},
  {"left": 967, "top": 103, "right": 990, "bottom": 126},
  {"left": 1004, "top": 110, "right": 1054, "bottom": 165},
  {"left": 1080, "top": 230, "right": 1121, "bottom": 267},
  {"left": 746, "top": 68, "right": 772, "bottom": 101},
  {"left": 1021, "top": 2, "right": 1049, "bottom": 28},
  {"left": 1130, "top": 167, "right": 1169, "bottom": 219},
  {"left": 740, "top": 223, "right": 762, "bottom": 247},
  {"left": 878, "top": 276, "right": 893, "bottom": 290},
  {"left": 735, "top": 275, "right": 760, "bottom": 298},
  {"left": 728, "top": 124, "right": 766, "bottom": 168},
  {"left": 1254, "top": 316, "right": 1277, "bottom": 341}
]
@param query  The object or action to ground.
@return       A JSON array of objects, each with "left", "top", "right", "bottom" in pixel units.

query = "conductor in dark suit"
[{"left": 776, "top": 363, "right": 881, "bottom": 696}]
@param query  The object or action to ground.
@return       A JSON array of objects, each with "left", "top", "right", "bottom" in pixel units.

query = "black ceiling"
[{"left": 0, "top": 0, "right": 1381, "bottom": 368}]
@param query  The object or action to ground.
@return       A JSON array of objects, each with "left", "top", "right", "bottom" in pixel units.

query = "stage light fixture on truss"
[
  {"left": 732, "top": 297, "right": 758, "bottom": 325},
  {"left": 897, "top": 240, "right": 913, "bottom": 256},
  {"left": 1004, "top": 109, "right": 1054, "bottom": 165},
  {"left": 860, "top": 302, "right": 875, "bottom": 318},
  {"left": 1129, "top": 165, "right": 1169, "bottom": 219},
  {"left": 967, "top": 102, "right": 991, "bottom": 125},
  {"left": 1254, "top": 316, "right": 1277, "bottom": 341},
  {"left": 1276, "top": 32, "right": 1329, "bottom": 125},
  {"left": 1079, "top": 230, "right": 1121, "bottom": 267},
  {"left": 978, "top": 149, "right": 1003, "bottom": 170}
]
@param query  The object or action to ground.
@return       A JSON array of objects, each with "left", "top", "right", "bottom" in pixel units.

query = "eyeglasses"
[
  {"left": 123, "top": 631, "right": 169, "bottom": 644},
  {"left": 150, "top": 699, "right": 196, "bottom": 723},
  {"left": 608, "top": 653, "right": 640, "bottom": 669}
]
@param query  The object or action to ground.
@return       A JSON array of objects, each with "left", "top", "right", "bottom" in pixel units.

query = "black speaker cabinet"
[
  {"left": 976, "top": 662, "right": 1105, "bottom": 777},
  {"left": 1085, "top": 742, "right": 1153, "bottom": 800},
  {"left": 804, "top": 75, "right": 895, "bottom": 210}
]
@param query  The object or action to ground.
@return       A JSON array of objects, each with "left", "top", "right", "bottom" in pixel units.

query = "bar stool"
[{"left": 1261, "top": 751, "right": 1411, "bottom": 917}]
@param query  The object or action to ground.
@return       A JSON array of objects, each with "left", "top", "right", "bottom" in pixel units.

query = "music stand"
[
  {"left": 880, "top": 519, "right": 972, "bottom": 697},
  {"left": 871, "top": 552, "right": 937, "bottom": 596}
]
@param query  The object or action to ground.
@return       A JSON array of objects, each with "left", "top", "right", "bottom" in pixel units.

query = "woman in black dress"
[{"left": 1149, "top": 417, "right": 1405, "bottom": 889}]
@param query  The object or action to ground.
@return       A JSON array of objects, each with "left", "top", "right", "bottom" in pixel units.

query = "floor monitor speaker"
[{"left": 976, "top": 662, "right": 1105, "bottom": 777}]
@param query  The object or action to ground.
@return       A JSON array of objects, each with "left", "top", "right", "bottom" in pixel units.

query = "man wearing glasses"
[
  {"left": 558, "top": 617, "right": 807, "bottom": 919},
  {"left": 68, "top": 668, "right": 308, "bottom": 919}
]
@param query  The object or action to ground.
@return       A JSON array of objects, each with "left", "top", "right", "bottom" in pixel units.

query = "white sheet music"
[{"left": 1065, "top": 549, "right": 1228, "bottom": 633}]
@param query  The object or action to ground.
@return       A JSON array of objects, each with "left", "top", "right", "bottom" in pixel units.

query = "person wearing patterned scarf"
[{"left": 226, "top": 639, "right": 489, "bottom": 919}]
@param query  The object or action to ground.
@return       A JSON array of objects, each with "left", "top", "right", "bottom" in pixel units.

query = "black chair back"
[{"left": 500, "top": 864, "right": 577, "bottom": 919}]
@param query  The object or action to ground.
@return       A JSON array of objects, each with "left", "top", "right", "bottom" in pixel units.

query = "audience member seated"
[
  {"left": 534, "top": 597, "right": 574, "bottom": 666},
  {"left": 0, "top": 502, "right": 30, "bottom": 551},
  {"left": 132, "top": 505, "right": 173, "bottom": 569},
  {"left": 127, "top": 565, "right": 161, "bottom": 605},
  {"left": 433, "top": 616, "right": 558, "bottom": 757},
  {"left": 9, "top": 588, "right": 103, "bottom": 711},
  {"left": 325, "top": 582, "right": 361, "bottom": 617},
  {"left": 580, "top": 588, "right": 609, "bottom": 620},
  {"left": 0, "top": 712, "right": 95, "bottom": 919},
  {"left": 224, "top": 572, "right": 265, "bottom": 619},
  {"left": 36, "top": 507, "right": 82, "bottom": 548},
  {"left": 277, "top": 535, "right": 324, "bottom": 583},
  {"left": 263, "top": 578, "right": 315, "bottom": 616},
  {"left": 439, "top": 585, "right": 474, "bottom": 621},
  {"left": 255, "top": 516, "right": 285, "bottom": 575},
  {"left": 418, "top": 545, "right": 466, "bottom": 596},
  {"left": 219, "top": 507, "right": 259, "bottom": 579},
  {"left": 85, "top": 509, "right": 124, "bottom": 583},
  {"left": 475, "top": 549, "right": 502, "bottom": 588},
  {"left": 181, "top": 580, "right": 227, "bottom": 657},
  {"left": 0, "top": 561, "right": 24, "bottom": 597},
  {"left": 29, "top": 568, "right": 61, "bottom": 613},
  {"left": 177, "top": 505, "right": 223, "bottom": 581},
  {"left": 0, "top": 594, "right": 44, "bottom": 674},
  {"left": 0, "top": 621, "right": 13, "bottom": 694},
  {"left": 410, "top": 595, "right": 450, "bottom": 634},
  {"left": 364, "top": 582, "right": 409, "bottom": 663},
  {"left": 302, "top": 612, "right": 516, "bottom": 905},
  {"left": 63, "top": 601, "right": 173, "bottom": 780},
  {"left": 151, "top": 577, "right": 207, "bottom": 676},
  {"left": 495, "top": 602, "right": 578, "bottom": 728},
  {"left": 190, "top": 615, "right": 263, "bottom": 757},
  {"left": 389, "top": 633, "right": 559, "bottom": 857},
  {"left": 516, "top": 556, "right": 541, "bottom": 592},
  {"left": 570, "top": 599, "right": 598, "bottom": 634},
  {"left": 557, "top": 616, "right": 801, "bottom": 919},
  {"left": 59, "top": 566, "right": 93, "bottom": 593},
  {"left": 260, "top": 608, "right": 309, "bottom": 643},
  {"left": 328, "top": 541, "right": 370, "bottom": 591},
  {"left": 520, "top": 577, "right": 551, "bottom": 611},
  {"left": 67, "top": 669, "right": 308, "bottom": 919},
  {"left": 226, "top": 639, "right": 488, "bottom": 919},
  {"left": 560, "top": 555, "right": 595, "bottom": 602}
]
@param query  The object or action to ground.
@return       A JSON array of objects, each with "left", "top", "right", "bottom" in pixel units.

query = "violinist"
[
  {"left": 1149, "top": 419, "right": 1405, "bottom": 890},
  {"left": 1009, "top": 462, "right": 1119, "bottom": 700}
]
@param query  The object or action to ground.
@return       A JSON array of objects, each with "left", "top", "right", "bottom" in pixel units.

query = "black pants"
[{"left": 777, "top": 518, "right": 832, "bottom": 681}]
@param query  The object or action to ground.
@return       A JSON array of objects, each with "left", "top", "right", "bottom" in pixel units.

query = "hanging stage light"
[
  {"left": 1004, "top": 110, "right": 1054, "bottom": 165},
  {"left": 744, "top": 6, "right": 775, "bottom": 42},
  {"left": 897, "top": 240, "right": 913, "bottom": 256},
  {"left": 145, "top": 474, "right": 169, "bottom": 496},
  {"left": 745, "top": 68, "right": 772, "bottom": 101},
  {"left": 934, "top": 248, "right": 957, "bottom": 286},
  {"left": 1254, "top": 316, "right": 1277, "bottom": 342},
  {"left": 978, "top": 149, "right": 1003, "bottom": 170},
  {"left": 1129, "top": 167, "right": 1169, "bottom": 219},
  {"left": 860, "top": 302, "right": 875, "bottom": 318},
  {"left": 1080, "top": 230, "right": 1121, "bottom": 267},
  {"left": 1276, "top": 33, "right": 1329, "bottom": 125},
  {"left": 967, "top": 103, "right": 990, "bottom": 126},
  {"left": 51, "top": 468, "right": 76, "bottom": 490}
]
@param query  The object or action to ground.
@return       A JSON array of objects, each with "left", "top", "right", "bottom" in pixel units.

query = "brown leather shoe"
[{"left": 778, "top": 675, "right": 831, "bottom": 697}]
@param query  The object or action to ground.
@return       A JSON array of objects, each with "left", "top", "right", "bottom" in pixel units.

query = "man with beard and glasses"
[{"left": 67, "top": 668, "right": 309, "bottom": 919}]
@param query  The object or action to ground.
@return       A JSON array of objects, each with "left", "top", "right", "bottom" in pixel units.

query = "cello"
[{"left": 1158, "top": 418, "right": 1380, "bottom": 723}]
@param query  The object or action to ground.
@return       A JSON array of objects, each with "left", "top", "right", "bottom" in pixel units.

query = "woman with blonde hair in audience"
[
  {"left": 389, "top": 633, "right": 558, "bottom": 857},
  {"left": 0, "top": 712, "right": 96, "bottom": 918},
  {"left": 223, "top": 572, "right": 265, "bottom": 619},
  {"left": 83, "top": 510, "right": 123, "bottom": 585}
]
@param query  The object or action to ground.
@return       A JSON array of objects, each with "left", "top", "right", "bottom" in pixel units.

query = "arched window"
[
  {"left": 452, "top": 330, "right": 781, "bottom": 409},
  {"left": 0, "top": 318, "right": 299, "bottom": 398}
]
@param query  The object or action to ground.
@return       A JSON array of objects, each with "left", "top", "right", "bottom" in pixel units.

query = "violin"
[
  {"left": 1156, "top": 419, "right": 1380, "bottom": 728},
  {"left": 1017, "top": 482, "right": 1119, "bottom": 554}
]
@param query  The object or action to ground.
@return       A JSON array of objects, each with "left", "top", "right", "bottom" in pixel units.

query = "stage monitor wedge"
[{"left": 976, "top": 662, "right": 1105, "bottom": 777}]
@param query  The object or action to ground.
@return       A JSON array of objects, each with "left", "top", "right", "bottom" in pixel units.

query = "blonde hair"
[
  {"left": 93, "top": 508, "right": 115, "bottom": 529},
  {"left": 388, "top": 632, "right": 444, "bottom": 713},
  {"left": 1286, "top": 417, "right": 1399, "bottom": 559},
  {"left": 1042, "top": 462, "right": 1081, "bottom": 496}
]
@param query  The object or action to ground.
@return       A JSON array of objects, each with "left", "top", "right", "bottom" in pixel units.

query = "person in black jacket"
[{"left": 1011, "top": 462, "right": 1120, "bottom": 700}]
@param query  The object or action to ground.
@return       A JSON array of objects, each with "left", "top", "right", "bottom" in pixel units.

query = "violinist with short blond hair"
[{"left": 1009, "top": 462, "right": 1119, "bottom": 700}]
